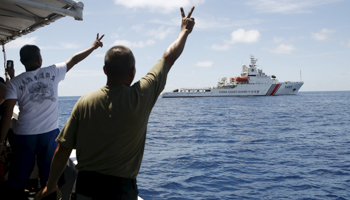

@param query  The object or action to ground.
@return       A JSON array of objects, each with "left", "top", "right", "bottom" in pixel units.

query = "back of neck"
[{"left": 25, "top": 65, "right": 40, "bottom": 72}]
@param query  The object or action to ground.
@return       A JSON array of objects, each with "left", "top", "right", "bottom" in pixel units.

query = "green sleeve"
[{"left": 139, "top": 58, "right": 169, "bottom": 100}]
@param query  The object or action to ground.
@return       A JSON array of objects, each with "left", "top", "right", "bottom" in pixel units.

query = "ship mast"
[{"left": 250, "top": 55, "right": 258, "bottom": 67}]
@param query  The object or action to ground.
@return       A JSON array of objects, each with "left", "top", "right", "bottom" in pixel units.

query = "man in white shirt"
[{"left": 0, "top": 34, "right": 104, "bottom": 198}]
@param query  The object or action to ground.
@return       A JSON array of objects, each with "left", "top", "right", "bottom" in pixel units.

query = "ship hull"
[{"left": 161, "top": 82, "right": 303, "bottom": 98}]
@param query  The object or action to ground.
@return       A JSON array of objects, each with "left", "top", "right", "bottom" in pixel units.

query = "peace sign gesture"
[
  {"left": 92, "top": 33, "right": 104, "bottom": 49},
  {"left": 65, "top": 33, "right": 105, "bottom": 72},
  {"left": 180, "top": 6, "right": 195, "bottom": 34}
]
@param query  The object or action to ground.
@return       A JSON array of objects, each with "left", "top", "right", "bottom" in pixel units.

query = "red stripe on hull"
[{"left": 270, "top": 84, "right": 280, "bottom": 95}]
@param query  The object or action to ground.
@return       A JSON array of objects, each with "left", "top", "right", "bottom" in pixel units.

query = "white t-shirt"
[{"left": 5, "top": 63, "right": 67, "bottom": 135}]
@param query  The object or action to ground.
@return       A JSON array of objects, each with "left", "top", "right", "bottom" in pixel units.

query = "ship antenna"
[{"left": 250, "top": 55, "right": 257, "bottom": 67}]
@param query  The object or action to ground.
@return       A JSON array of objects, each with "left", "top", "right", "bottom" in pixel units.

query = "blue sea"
[{"left": 58, "top": 91, "right": 350, "bottom": 200}]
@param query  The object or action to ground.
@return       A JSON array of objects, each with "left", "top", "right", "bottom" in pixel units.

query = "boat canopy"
[{"left": 0, "top": 0, "right": 84, "bottom": 45}]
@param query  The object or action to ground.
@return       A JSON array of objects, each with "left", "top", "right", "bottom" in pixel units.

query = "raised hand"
[
  {"left": 65, "top": 33, "right": 105, "bottom": 72},
  {"left": 92, "top": 33, "right": 104, "bottom": 49},
  {"left": 180, "top": 6, "right": 195, "bottom": 34},
  {"left": 162, "top": 6, "right": 196, "bottom": 68}
]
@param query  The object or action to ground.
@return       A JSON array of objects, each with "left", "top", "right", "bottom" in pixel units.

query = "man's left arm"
[
  {"left": 65, "top": 33, "right": 104, "bottom": 72},
  {"left": 162, "top": 7, "right": 195, "bottom": 70}
]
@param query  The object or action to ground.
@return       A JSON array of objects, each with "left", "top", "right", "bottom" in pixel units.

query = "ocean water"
[{"left": 58, "top": 91, "right": 350, "bottom": 200}]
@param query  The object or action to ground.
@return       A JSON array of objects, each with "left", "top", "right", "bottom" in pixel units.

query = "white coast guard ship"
[{"left": 161, "top": 55, "right": 303, "bottom": 98}]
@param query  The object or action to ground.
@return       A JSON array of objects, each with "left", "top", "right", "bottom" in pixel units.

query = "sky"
[{"left": 1, "top": 0, "right": 350, "bottom": 96}]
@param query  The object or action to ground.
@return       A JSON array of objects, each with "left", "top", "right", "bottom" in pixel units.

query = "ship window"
[{"left": 205, "top": 90, "right": 211, "bottom": 92}]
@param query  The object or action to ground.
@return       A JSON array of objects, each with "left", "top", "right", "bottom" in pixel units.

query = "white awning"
[{"left": 0, "top": 0, "right": 84, "bottom": 45}]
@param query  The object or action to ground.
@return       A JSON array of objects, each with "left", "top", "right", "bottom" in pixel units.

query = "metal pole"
[{"left": 1, "top": 43, "right": 9, "bottom": 83}]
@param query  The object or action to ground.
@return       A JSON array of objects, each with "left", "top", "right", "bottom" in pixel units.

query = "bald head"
[{"left": 104, "top": 46, "right": 135, "bottom": 82}]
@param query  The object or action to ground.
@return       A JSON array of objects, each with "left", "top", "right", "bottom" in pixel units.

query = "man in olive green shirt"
[
  {"left": 35, "top": 6, "right": 195, "bottom": 200},
  {"left": 58, "top": 57, "right": 168, "bottom": 178}
]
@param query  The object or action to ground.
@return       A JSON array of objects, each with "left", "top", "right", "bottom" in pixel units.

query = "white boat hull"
[{"left": 161, "top": 82, "right": 303, "bottom": 98}]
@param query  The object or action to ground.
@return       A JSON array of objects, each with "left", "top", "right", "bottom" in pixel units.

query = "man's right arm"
[
  {"left": 64, "top": 33, "right": 104, "bottom": 72},
  {"left": 162, "top": 7, "right": 195, "bottom": 70},
  {"left": 34, "top": 144, "right": 72, "bottom": 200}
]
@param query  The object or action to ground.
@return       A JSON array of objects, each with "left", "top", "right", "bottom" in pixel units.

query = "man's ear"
[
  {"left": 103, "top": 66, "right": 107, "bottom": 75},
  {"left": 37, "top": 54, "right": 42, "bottom": 66}
]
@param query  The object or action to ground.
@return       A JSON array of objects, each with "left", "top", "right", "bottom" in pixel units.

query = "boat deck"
[{"left": 0, "top": 150, "right": 143, "bottom": 199}]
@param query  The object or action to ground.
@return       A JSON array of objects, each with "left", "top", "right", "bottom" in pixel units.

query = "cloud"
[
  {"left": 247, "top": 0, "right": 341, "bottom": 14},
  {"left": 67, "top": 69, "right": 105, "bottom": 77},
  {"left": 6, "top": 37, "right": 80, "bottom": 50},
  {"left": 211, "top": 44, "right": 230, "bottom": 51},
  {"left": 114, "top": 0, "right": 205, "bottom": 13},
  {"left": 194, "top": 61, "right": 213, "bottom": 67},
  {"left": 211, "top": 28, "right": 260, "bottom": 51},
  {"left": 311, "top": 29, "right": 336, "bottom": 41},
  {"left": 151, "top": 17, "right": 263, "bottom": 30},
  {"left": 131, "top": 24, "right": 144, "bottom": 32},
  {"left": 341, "top": 40, "right": 350, "bottom": 48},
  {"left": 271, "top": 44, "right": 296, "bottom": 54},
  {"left": 131, "top": 25, "right": 174, "bottom": 40},
  {"left": 230, "top": 28, "right": 260, "bottom": 44},
  {"left": 194, "top": 17, "right": 263, "bottom": 29},
  {"left": 273, "top": 37, "right": 284, "bottom": 43},
  {"left": 111, "top": 33, "right": 120, "bottom": 39},
  {"left": 273, "top": 36, "right": 305, "bottom": 44},
  {"left": 146, "top": 26, "right": 175, "bottom": 40},
  {"left": 95, "top": 53, "right": 105, "bottom": 58},
  {"left": 112, "top": 39, "right": 155, "bottom": 48},
  {"left": 6, "top": 36, "right": 37, "bottom": 49},
  {"left": 61, "top": 43, "right": 80, "bottom": 49}
]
